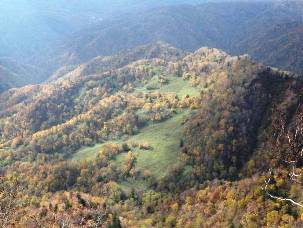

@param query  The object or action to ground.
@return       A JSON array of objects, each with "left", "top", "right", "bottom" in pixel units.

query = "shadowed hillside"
[
  {"left": 50, "top": 1, "right": 303, "bottom": 75},
  {"left": 0, "top": 59, "right": 46, "bottom": 93},
  {"left": 237, "top": 21, "right": 303, "bottom": 73}
]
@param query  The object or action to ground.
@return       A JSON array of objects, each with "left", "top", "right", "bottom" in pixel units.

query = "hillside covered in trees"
[{"left": 1, "top": 43, "right": 303, "bottom": 226}]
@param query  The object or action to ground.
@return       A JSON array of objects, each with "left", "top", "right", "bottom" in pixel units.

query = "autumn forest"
[{"left": 1, "top": 1, "right": 303, "bottom": 227}]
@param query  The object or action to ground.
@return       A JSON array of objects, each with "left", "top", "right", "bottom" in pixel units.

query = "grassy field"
[
  {"left": 72, "top": 110, "right": 189, "bottom": 180},
  {"left": 115, "top": 110, "right": 188, "bottom": 179},
  {"left": 158, "top": 77, "right": 200, "bottom": 98},
  {"left": 71, "top": 143, "right": 110, "bottom": 161},
  {"left": 135, "top": 76, "right": 200, "bottom": 98}
]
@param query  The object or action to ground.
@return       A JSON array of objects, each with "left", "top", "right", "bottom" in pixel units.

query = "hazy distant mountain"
[
  {"left": 0, "top": 0, "right": 206, "bottom": 62},
  {"left": 51, "top": 1, "right": 303, "bottom": 74},
  {"left": 236, "top": 21, "right": 303, "bottom": 73},
  {"left": 0, "top": 59, "right": 45, "bottom": 93},
  {"left": 0, "top": 0, "right": 207, "bottom": 91},
  {"left": 1, "top": 0, "right": 303, "bottom": 92}
]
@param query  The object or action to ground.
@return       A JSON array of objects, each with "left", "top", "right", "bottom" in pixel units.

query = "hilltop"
[{"left": 1, "top": 43, "right": 303, "bottom": 226}]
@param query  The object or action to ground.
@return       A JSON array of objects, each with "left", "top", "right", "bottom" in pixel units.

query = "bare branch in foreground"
[{"left": 263, "top": 169, "right": 303, "bottom": 208}]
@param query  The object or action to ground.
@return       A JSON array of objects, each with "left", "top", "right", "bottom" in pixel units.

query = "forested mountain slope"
[
  {"left": 48, "top": 42, "right": 186, "bottom": 82},
  {"left": 0, "top": 59, "right": 46, "bottom": 93},
  {"left": 1, "top": 43, "right": 303, "bottom": 226}
]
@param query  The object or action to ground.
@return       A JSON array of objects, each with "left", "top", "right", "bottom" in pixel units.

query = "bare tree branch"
[{"left": 263, "top": 169, "right": 303, "bottom": 208}]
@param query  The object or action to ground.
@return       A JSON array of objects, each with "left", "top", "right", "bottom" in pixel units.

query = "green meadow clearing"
[{"left": 72, "top": 110, "right": 189, "bottom": 180}]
